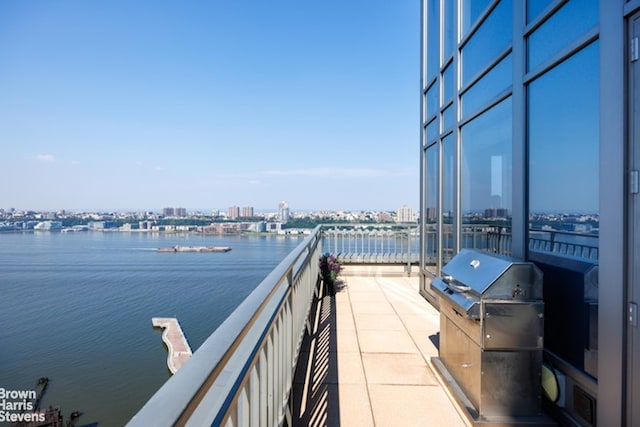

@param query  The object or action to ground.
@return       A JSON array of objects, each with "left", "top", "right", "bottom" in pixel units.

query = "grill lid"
[
  {"left": 440, "top": 249, "right": 515, "bottom": 296},
  {"left": 431, "top": 249, "right": 543, "bottom": 318}
]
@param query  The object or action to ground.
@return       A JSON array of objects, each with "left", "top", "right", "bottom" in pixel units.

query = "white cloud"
[
  {"left": 263, "top": 167, "right": 412, "bottom": 178},
  {"left": 34, "top": 154, "right": 56, "bottom": 162}
]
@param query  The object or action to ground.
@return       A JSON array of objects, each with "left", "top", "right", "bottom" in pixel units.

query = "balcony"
[
  {"left": 132, "top": 224, "right": 582, "bottom": 426},
  {"left": 127, "top": 224, "right": 459, "bottom": 426},
  {"left": 289, "top": 265, "right": 467, "bottom": 426}
]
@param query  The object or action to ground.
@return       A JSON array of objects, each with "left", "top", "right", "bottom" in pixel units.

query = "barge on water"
[{"left": 157, "top": 245, "right": 232, "bottom": 253}]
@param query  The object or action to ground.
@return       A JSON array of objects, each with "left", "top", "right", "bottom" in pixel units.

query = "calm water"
[{"left": 0, "top": 231, "right": 303, "bottom": 426}]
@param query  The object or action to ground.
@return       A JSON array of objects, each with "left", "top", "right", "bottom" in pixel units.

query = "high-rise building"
[
  {"left": 228, "top": 206, "right": 240, "bottom": 220},
  {"left": 242, "top": 206, "right": 254, "bottom": 218},
  {"left": 278, "top": 201, "right": 290, "bottom": 224},
  {"left": 162, "top": 207, "right": 187, "bottom": 217},
  {"left": 419, "top": 2, "right": 634, "bottom": 424},
  {"left": 396, "top": 205, "right": 415, "bottom": 223}
]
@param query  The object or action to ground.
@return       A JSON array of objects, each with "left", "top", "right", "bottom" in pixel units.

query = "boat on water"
[{"left": 157, "top": 245, "right": 232, "bottom": 253}]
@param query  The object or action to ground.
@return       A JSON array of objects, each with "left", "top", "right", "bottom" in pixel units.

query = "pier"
[{"left": 151, "top": 318, "right": 192, "bottom": 374}]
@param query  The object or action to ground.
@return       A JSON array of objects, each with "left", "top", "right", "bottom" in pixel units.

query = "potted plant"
[{"left": 319, "top": 252, "right": 341, "bottom": 296}]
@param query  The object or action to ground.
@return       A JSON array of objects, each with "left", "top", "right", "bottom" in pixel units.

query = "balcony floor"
[{"left": 291, "top": 266, "right": 470, "bottom": 427}]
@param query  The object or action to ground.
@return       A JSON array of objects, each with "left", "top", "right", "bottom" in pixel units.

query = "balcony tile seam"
[
  {"left": 370, "top": 275, "right": 435, "bottom": 367},
  {"left": 343, "top": 276, "right": 376, "bottom": 425}
]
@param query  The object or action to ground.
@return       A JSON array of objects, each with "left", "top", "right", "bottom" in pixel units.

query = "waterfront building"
[
  {"left": 396, "top": 205, "right": 416, "bottom": 223},
  {"left": 241, "top": 206, "right": 254, "bottom": 218},
  {"left": 33, "top": 220, "right": 62, "bottom": 231},
  {"left": 278, "top": 201, "right": 290, "bottom": 224},
  {"left": 228, "top": 206, "right": 240, "bottom": 220},
  {"left": 419, "top": 1, "right": 638, "bottom": 425},
  {"left": 162, "top": 207, "right": 187, "bottom": 217}
]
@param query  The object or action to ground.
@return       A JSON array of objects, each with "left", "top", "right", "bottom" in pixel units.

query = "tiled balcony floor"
[{"left": 291, "top": 266, "right": 470, "bottom": 427}]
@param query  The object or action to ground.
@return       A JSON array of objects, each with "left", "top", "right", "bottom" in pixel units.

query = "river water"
[{"left": 0, "top": 231, "right": 303, "bottom": 426}]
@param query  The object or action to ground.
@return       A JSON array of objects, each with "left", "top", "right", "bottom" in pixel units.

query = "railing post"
[{"left": 407, "top": 228, "right": 412, "bottom": 275}]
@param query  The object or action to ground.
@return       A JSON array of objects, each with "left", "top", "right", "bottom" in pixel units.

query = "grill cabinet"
[{"left": 430, "top": 249, "right": 554, "bottom": 426}]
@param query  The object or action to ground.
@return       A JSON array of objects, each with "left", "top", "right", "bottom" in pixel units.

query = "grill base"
[{"left": 431, "top": 357, "right": 557, "bottom": 426}]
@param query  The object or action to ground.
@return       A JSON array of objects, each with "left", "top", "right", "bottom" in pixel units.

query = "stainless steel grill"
[{"left": 430, "top": 249, "right": 555, "bottom": 426}]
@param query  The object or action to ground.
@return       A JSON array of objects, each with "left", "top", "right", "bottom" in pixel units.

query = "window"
[
  {"left": 442, "top": 63, "right": 455, "bottom": 105},
  {"left": 443, "top": 0, "right": 455, "bottom": 61},
  {"left": 426, "top": 81, "right": 439, "bottom": 120},
  {"left": 443, "top": 134, "right": 455, "bottom": 263},
  {"left": 526, "top": 0, "right": 553, "bottom": 24},
  {"left": 462, "top": 54, "right": 512, "bottom": 120},
  {"left": 426, "top": 118, "right": 439, "bottom": 143},
  {"left": 426, "top": 0, "right": 440, "bottom": 81},
  {"left": 528, "top": 42, "right": 599, "bottom": 244},
  {"left": 528, "top": 41, "right": 599, "bottom": 378},
  {"left": 461, "top": 97, "right": 512, "bottom": 252},
  {"left": 462, "top": 0, "right": 512, "bottom": 85},
  {"left": 425, "top": 144, "right": 439, "bottom": 265},
  {"left": 527, "top": 0, "right": 598, "bottom": 72},
  {"left": 442, "top": 104, "right": 455, "bottom": 132},
  {"left": 462, "top": 0, "right": 491, "bottom": 37}
]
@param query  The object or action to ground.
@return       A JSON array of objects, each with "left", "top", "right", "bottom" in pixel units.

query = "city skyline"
[{"left": 0, "top": 1, "right": 420, "bottom": 212}]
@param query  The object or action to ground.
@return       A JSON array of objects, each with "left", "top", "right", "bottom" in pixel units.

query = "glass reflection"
[
  {"left": 427, "top": 0, "right": 440, "bottom": 81},
  {"left": 443, "top": 0, "right": 455, "bottom": 61},
  {"left": 426, "top": 81, "right": 439, "bottom": 120},
  {"left": 443, "top": 134, "right": 455, "bottom": 263},
  {"left": 462, "top": 0, "right": 491, "bottom": 37},
  {"left": 425, "top": 144, "right": 439, "bottom": 265},
  {"left": 529, "top": 41, "right": 599, "bottom": 235},
  {"left": 527, "top": 0, "right": 598, "bottom": 72},
  {"left": 426, "top": 118, "right": 439, "bottom": 143},
  {"left": 462, "top": 54, "right": 512, "bottom": 120},
  {"left": 526, "top": 0, "right": 553, "bottom": 24},
  {"left": 443, "top": 105, "right": 455, "bottom": 132},
  {"left": 528, "top": 41, "right": 599, "bottom": 378},
  {"left": 443, "top": 63, "right": 455, "bottom": 105},
  {"left": 461, "top": 97, "right": 512, "bottom": 253},
  {"left": 462, "top": 0, "right": 512, "bottom": 85}
]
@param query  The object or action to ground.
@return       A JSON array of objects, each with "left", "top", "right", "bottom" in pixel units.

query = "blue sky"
[{"left": 0, "top": 1, "right": 420, "bottom": 212}]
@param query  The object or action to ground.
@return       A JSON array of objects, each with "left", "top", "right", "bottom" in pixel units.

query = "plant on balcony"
[{"left": 319, "top": 252, "right": 341, "bottom": 296}]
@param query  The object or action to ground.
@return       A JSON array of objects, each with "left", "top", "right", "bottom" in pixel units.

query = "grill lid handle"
[{"left": 443, "top": 275, "right": 471, "bottom": 293}]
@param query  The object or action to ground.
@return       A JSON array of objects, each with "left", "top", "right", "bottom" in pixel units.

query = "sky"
[{"left": 0, "top": 1, "right": 420, "bottom": 213}]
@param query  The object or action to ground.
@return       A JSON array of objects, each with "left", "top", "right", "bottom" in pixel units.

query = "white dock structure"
[{"left": 152, "top": 317, "right": 193, "bottom": 374}]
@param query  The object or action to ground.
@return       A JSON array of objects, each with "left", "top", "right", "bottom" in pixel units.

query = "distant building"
[
  {"left": 483, "top": 208, "right": 510, "bottom": 219},
  {"left": 33, "top": 221, "right": 62, "bottom": 231},
  {"left": 88, "top": 221, "right": 116, "bottom": 230},
  {"left": 228, "top": 206, "right": 240, "bottom": 220},
  {"left": 396, "top": 205, "right": 415, "bottom": 223},
  {"left": 242, "top": 206, "right": 254, "bottom": 218},
  {"left": 278, "top": 201, "right": 290, "bottom": 224},
  {"left": 163, "top": 207, "right": 187, "bottom": 217}
]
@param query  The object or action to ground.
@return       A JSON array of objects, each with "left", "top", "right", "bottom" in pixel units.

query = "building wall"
[
  {"left": 419, "top": 1, "right": 633, "bottom": 425},
  {"left": 242, "top": 206, "right": 254, "bottom": 217},
  {"left": 228, "top": 206, "right": 240, "bottom": 220}
]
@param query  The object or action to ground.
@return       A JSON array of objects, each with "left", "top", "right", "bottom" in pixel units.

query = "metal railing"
[
  {"left": 423, "top": 224, "right": 598, "bottom": 262},
  {"left": 128, "top": 226, "right": 323, "bottom": 427},
  {"left": 322, "top": 224, "right": 419, "bottom": 265},
  {"left": 528, "top": 229, "right": 599, "bottom": 261}
]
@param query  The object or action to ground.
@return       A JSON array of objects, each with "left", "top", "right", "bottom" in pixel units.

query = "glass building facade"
[{"left": 420, "top": 0, "right": 640, "bottom": 425}]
